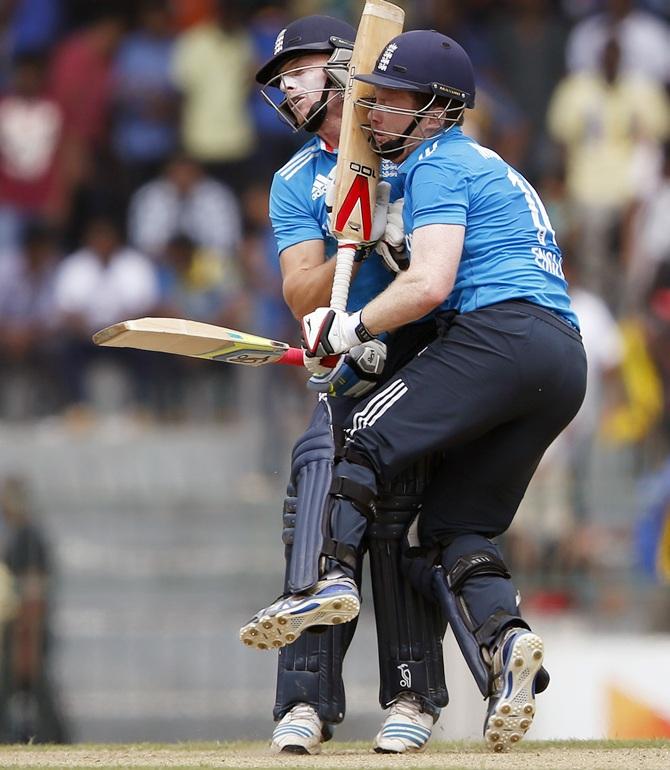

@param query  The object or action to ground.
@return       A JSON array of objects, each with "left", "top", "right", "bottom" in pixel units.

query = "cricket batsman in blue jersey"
[
  {"left": 258, "top": 29, "right": 588, "bottom": 752},
  {"left": 239, "top": 17, "right": 448, "bottom": 755}
]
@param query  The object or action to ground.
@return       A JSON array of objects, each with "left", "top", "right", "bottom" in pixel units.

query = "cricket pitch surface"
[{"left": 0, "top": 740, "right": 669, "bottom": 770}]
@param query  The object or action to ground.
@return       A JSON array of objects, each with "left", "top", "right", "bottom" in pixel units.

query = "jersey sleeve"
[
  {"left": 269, "top": 171, "right": 324, "bottom": 255},
  {"left": 409, "top": 159, "right": 468, "bottom": 229}
]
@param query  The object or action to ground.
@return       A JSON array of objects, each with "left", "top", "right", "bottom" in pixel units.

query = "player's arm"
[
  {"left": 361, "top": 223, "right": 463, "bottom": 334},
  {"left": 360, "top": 165, "right": 467, "bottom": 333},
  {"left": 302, "top": 224, "right": 464, "bottom": 356},
  {"left": 280, "top": 239, "right": 362, "bottom": 319}
]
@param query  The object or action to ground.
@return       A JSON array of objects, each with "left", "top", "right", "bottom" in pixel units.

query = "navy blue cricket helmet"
[
  {"left": 256, "top": 15, "right": 355, "bottom": 86},
  {"left": 356, "top": 29, "right": 475, "bottom": 109}
]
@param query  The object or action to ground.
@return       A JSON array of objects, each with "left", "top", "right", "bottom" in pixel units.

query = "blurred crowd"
[{"left": 0, "top": 1, "right": 669, "bottom": 597}]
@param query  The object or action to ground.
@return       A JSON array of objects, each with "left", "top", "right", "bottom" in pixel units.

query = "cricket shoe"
[
  {"left": 271, "top": 703, "right": 326, "bottom": 754},
  {"left": 484, "top": 628, "right": 544, "bottom": 753},
  {"left": 373, "top": 693, "right": 434, "bottom": 753},
  {"left": 239, "top": 576, "right": 360, "bottom": 651}
]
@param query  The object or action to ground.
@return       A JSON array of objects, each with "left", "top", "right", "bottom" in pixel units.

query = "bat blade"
[
  {"left": 331, "top": 0, "right": 405, "bottom": 244},
  {"left": 329, "top": 0, "right": 404, "bottom": 311},
  {"left": 93, "top": 318, "right": 293, "bottom": 367}
]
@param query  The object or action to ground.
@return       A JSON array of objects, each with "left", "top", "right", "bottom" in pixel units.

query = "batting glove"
[
  {"left": 302, "top": 307, "right": 375, "bottom": 357},
  {"left": 325, "top": 179, "right": 391, "bottom": 261},
  {"left": 307, "top": 339, "right": 386, "bottom": 398},
  {"left": 303, "top": 349, "right": 338, "bottom": 377},
  {"left": 377, "top": 197, "right": 410, "bottom": 272}
]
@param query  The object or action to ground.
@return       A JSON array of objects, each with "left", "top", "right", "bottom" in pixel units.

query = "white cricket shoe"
[
  {"left": 484, "top": 628, "right": 544, "bottom": 753},
  {"left": 240, "top": 576, "right": 360, "bottom": 651},
  {"left": 373, "top": 693, "right": 434, "bottom": 753},
  {"left": 271, "top": 703, "right": 324, "bottom": 754}
]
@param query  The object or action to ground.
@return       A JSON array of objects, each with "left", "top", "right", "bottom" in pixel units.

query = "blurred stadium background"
[{"left": 0, "top": 0, "right": 669, "bottom": 746}]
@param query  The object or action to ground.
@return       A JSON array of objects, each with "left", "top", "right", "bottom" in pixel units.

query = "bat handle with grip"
[
  {"left": 330, "top": 241, "right": 357, "bottom": 311},
  {"left": 279, "top": 348, "right": 340, "bottom": 368}
]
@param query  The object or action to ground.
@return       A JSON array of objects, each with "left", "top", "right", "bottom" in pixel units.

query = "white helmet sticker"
[
  {"left": 274, "top": 28, "right": 286, "bottom": 55},
  {"left": 377, "top": 43, "right": 398, "bottom": 72}
]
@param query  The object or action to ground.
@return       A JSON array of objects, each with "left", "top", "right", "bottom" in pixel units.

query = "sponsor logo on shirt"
[{"left": 311, "top": 172, "right": 332, "bottom": 200}]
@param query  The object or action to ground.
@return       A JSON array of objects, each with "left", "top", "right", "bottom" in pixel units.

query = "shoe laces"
[
  {"left": 387, "top": 694, "right": 423, "bottom": 722},
  {"left": 288, "top": 703, "right": 321, "bottom": 726}
]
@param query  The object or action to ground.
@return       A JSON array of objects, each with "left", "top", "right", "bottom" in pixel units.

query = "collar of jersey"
[
  {"left": 318, "top": 136, "right": 337, "bottom": 154},
  {"left": 400, "top": 125, "right": 462, "bottom": 170}
]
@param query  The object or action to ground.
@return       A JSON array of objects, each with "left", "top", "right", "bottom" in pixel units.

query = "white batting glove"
[
  {"left": 307, "top": 339, "right": 387, "bottom": 398},
  {"left": 377, "top": 197, "right": 409, "bottom": 272},
  {"left": 325, "top": 179, "right": 391, "bottom": 256},
  {"left": 302, "top": 307, "right": 375, "bottom": 357},
  {"left": 302, "top": 349, "right": 336, "bottom": 377}
]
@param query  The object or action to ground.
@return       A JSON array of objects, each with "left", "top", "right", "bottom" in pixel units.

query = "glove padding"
[
  {"left": 302, "top": 307, "right": 375, "bottom": 357},
  {"left": 377, "top": 197, "right": 410, "bottom": 272},
  {"left": 307, "top": 339, "right": 387, "bottom": 398},
  {"left": 325, "top": 179, "right": 391, "bottom": 261},
  {"left": 303, "top": 349, "right": 339, "bottom": 377}
]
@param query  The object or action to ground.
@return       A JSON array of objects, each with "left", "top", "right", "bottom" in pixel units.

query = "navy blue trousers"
[{"left": 337, "top": 300, "right": 587, "bottom": 548}]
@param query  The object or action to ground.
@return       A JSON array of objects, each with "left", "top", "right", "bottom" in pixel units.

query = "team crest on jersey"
[
  {"left": 311, "top": 173, "right": 331, "bottom": 200},
  {"left": 377, "top": 43, "right": 398, "bottom": 72},
  {"left": 380, "top": 158, "right": 399, "bottom": 178},
  {"left": 274, "top": 28, "right": 286, "bottom": 55}
]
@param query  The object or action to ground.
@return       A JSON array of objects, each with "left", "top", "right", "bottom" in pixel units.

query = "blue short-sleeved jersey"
[
  {"left": 269, "top": 136, "right": 400, "bottom": 312},
  {"left": 400, "top": 126, "right": 579, "bottom": 329}
]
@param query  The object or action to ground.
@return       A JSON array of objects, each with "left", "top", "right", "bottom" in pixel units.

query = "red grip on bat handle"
[{"left": 279, "top": 348, "right": 339, "bottom": 368}]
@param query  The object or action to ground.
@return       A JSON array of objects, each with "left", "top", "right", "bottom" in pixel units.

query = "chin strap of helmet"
[
  {"left": 376, "top": 97, "right": 465, "bottom": 159},
  {"left": 303, "top": 92, "right": 331, "bottom": 133},
  {"left": 378, "top": 115, "right": 426, "bottom": 160}
]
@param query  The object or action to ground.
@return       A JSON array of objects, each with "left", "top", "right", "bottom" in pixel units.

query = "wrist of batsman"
[{"left": 302, "top": 307, "right": 376, "bottom": 356}]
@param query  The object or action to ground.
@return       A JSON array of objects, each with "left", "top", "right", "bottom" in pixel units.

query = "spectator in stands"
[
  {"left": 461, "top": 76, "right": 529, "bottom": 173},
  {"left": 247, "top": 2, "right": 300, "bottom": 178},
  {"left": 171, "top": 0, "right": 255, "bottom": 193},
  {"left": 155, "top": 233, "right": 245, "bottom": 329},
  {"left": 6, "top": 0, "right": 63, "bottom": 58},
  {"left": 566, "top": 0, "right": 670, "bottom": 86},
  {"left": 624, "top": 141, "right": 670, "bottom": 311},
  {"left": 240, "top": 182, "right": 303, "bottom": 483},
  {"left": 54, "top": 215, "right": 158, "bottom": 337},
  {"left": 0, "top": 53, "right": 66, "bottom": 252},
  {"left": 112, "top": 0, "right": 180, "bottom": 188},
  {"left": 0, "top": 5, "right": 16, "bottom": 90},
  {"left": 240, "top": 183, "right": 293, "bottom": 346},
  {"left": 49, "top": 9, "right": 125, "bottom": 242},
  {"left": 547, "top": 35, "right": 670, "bottom": 309},
  {"left": 564, "top": 261, "right": 624, "bottom": 523},
  {"left": 0, "top": 223, "right": 62, "bottom": 418},
  {"left": 147, "top": 232, "right": 247, "bottom": 417},
  {"left": 0, "top": 475, "right": 69, "bottom": 743},
  {"left": 53, "top": 216, "right": 158, "bottom": 404},
  {"left": 127, "top": 153, "right": 241, "bottom": 264},
  {"left": 490, "top": 0, "right": 568, "bottom": 182},
  {"left": 509, "top": 258, "right": 623, "bottom": 598},
  {"left": 171, "top": 0, "right": 217, "bottom": 31},
  {"left": 412, "top": 0, "right": 531, "bottom": 170},
  {"left": 50, "top": 10, "right": 123, "bottom": 153},
  {"left": 640, "top": 265, "right": 670, "bottom": 445}
]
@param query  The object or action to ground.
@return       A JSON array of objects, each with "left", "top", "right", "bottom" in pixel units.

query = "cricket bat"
[
  {"left": 329, "top": 0, "right": 404, "bottom": 311},
  {"left": 92, "top": 317, "right": 338, "bottom": 368}
]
